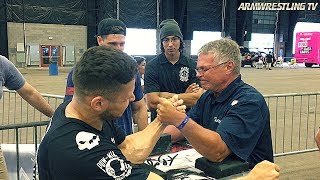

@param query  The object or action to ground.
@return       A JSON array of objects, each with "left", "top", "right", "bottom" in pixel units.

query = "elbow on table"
[{"left": 204, "top": 151, "right": 227, "bottom": 163}]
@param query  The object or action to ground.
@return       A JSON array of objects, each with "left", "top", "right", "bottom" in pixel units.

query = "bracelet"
[{"left": 176, "top": 116, "right": 190, "bottom": 130}]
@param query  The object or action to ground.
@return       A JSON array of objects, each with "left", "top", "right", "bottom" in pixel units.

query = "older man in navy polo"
[{"left": 156, "top": 38, "right": 274, "bottom": 169}]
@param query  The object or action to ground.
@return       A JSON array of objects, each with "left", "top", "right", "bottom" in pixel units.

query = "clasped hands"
[{"left": 156, "top": 95, "right": 187, "bottom": 126}]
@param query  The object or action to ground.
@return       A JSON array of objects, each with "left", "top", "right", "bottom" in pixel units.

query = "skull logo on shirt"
[{"left": 76, "top": 131, "right": 100, "bottom": 150}]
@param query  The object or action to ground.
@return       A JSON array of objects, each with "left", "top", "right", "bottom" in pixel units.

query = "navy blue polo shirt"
[
  {"left": 187, "top": 75, "right": 273, "bottom": 168},
  {"left": 144, "top": 53, "right": 199, "bottom": 120}
]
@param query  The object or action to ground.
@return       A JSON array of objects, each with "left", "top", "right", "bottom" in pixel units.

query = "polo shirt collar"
[
  {"left": 213, "top": 75, "right": 243, "bottom": 103},
  {"left": 159, "top": 53, "right": 188, "bottom": 66}
]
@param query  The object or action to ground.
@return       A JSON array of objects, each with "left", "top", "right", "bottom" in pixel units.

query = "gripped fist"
[
  {"left": 157, "top": 97, "right": 186, "bottom": 125},
  {"left": 246, "top": 160, "right": 280, "bottom": 180},
  {"left": 170, "top": 95, "right": 185, "bottom": 113}
]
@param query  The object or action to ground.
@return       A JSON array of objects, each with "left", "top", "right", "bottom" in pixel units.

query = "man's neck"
[
  {"left": 213, "top": 74, "right": 239, "bottom": 97},
  {"left": 165, "top": 51, "right": 181, "bottom": 64},
  {"left": 65, "top": 100, "right": 103, "bottom": 130}
]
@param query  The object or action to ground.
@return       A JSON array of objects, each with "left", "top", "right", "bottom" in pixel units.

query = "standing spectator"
[
  {"left": 157, "top": 38, "right": 274, "bottom": 168},
  {"left": 134, "top": 56, "right": 146, "bottom": 92},
  {"left": 0, "top": 55, "right": 54, "bottom": 180},
  {"left": 265, "top": 51, "right": 274, "bottom": 70},
  {"left": 144, "top": 19, "right": 204, "bottom": 130},
  {"left": 63, "top": 18, "right": 148, "bottom": 135},
  {"left": 316, "top": 127, "right": 320, "bottom": 150}
]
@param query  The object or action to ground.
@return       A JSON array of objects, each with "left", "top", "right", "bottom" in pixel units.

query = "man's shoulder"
[
  {"left": 180, "top": 55, "right": 197, "bottom": 66},
  {"left": 148, "top": 55, "right": 162, "bottom": 65},
  {"left": 236, "top": 82, "right": 265, "bottom": 101},
  {"left": 0, "top": 55, "right": 14, "bottom": 70}
]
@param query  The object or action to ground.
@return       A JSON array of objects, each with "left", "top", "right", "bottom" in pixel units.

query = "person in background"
[
  {"left": 156, "top": 38, "right": 274, "bottom": 169},
  {"left": 64, "top": 18, "right": 148, "bottom": 135},
  {"left": 316, "top": 127, "right": 320, "bottom": 150},
  {"left": 0, "top": 55, "right": 54, "bottom": 180},
  {"left": 144, "top": 19, "right": 204, "bottom": 133},
  {"left": 265, "top": 51, "right": 274, "bottom": 70},
  {"left": 134, "top": 56, "right": 147, "bottom": 92}
]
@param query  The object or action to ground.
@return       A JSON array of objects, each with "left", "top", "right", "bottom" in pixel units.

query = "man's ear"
[
  {"left": 225, "top": 61, "right": 234, "bottom": 74},
  {"left": 90, "top": 96, "right": 108, "bottom": 112},
  {"left": 97, "top": 36, "right": 103, "bottom": 46}
]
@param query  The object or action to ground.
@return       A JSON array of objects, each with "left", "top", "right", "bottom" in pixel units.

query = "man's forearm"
[
  {"left": 26, "top": 94, "right": 54, "bottom": 117},
  {"left": 159, "top": 92, "right": 175, "bottom": 99},
  {"left": 119, "top": 117, "right": 166, "bottom": 164},
  {"left": 17, "top": 83, "right": 54, "bottom": 117},
  {"left": 176, "top": 93, "right": 200, "bottom": 107},
  {"left": 132, "top": 99, "right": 148, "bottom": 131},
  {"left": 132, "top": 107, "right": 148, "bottom": 131}
]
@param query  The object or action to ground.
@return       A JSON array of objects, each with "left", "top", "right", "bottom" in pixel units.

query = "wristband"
[{"left": 176, "top": 116, "right": 190, "bottom": 130}]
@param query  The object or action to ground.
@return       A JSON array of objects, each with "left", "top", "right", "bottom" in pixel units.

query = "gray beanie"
[
  {"left": 159, "top": 19, "right": 183, "bottom": 40},
  {"left": 96, "top": 18, "right": 126, "bottom": 36}
]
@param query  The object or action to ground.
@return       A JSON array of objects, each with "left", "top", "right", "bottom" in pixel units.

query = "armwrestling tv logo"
[{"left": 238, "top": 2, "right": 318, "bottom": 11}]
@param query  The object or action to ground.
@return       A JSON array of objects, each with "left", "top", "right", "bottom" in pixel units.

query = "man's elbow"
[
  {"left": 127, "top": 155, "right": 148, "bottom": 164},
  {"left": 202, "top": 146, "right": 229, "bottom": 162},
  {"left": 205, "top": 153, "right": 226, "bottom": 162}
]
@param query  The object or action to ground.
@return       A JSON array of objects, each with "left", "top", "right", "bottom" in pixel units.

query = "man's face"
[
  {"left": 100, "top": 79, "right": 135, "bottom": 120},
  {"left": 162, "top": 36, "right": 180, "bottom": 56},
  {"left": 138, "top": 60, "right": 146, "bottom": 76},
  {"left": 196, "top": 53, "right": 228, "bottom": 92},
  {"left": 97, "top": 34, "right": 126, "bottom": 51}
]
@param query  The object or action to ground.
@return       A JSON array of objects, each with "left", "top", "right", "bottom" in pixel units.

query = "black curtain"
[{"left": 0, "top": 0, "right": 8, "bottom": 57}]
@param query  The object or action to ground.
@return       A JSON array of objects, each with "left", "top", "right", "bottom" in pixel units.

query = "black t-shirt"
[{"left": 37, "top": 102, "right": 149, "bottom": 179}]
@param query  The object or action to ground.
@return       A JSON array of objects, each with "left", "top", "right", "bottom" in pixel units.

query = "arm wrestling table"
[{"left": 144, "top": 136, "right": 249, "bottom": 180}]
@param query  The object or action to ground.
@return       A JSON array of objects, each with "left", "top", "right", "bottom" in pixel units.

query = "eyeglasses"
[{"left": 195, "top": 61, "right": 228, "bottom": 75}]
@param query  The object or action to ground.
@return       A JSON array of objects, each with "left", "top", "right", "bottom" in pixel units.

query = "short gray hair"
[{"left": 198, "top": 38, "right": 241, "bottom": 74}]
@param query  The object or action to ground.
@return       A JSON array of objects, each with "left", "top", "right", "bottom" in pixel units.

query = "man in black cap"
[
  {"left": 96, "top": 18, "right": 127, "bottom": 50},
  {"left": 64, "top": 18, "right": 148, "bottom": 135},
  {"left": 144, "top": 19, "right": 204, "bottom": 141}
]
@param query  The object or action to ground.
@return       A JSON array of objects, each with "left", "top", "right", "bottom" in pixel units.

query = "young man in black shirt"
[{"left": 37, "top": 46, "right": 183, "bottom": 179}]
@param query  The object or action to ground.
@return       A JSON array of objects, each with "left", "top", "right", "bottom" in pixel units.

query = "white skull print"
[{"left": 76, "top": 131, "right": 100, "bottom": 150}]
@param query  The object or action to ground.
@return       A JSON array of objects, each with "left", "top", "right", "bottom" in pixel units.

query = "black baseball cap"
[{"left": 96, "top": 18, "right": 126, "bottom": 37}]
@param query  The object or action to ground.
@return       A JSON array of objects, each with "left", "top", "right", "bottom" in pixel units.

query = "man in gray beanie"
[
  {"left": 144, "top": 19, "right": 204, "bottom": 139},
  {"left": 159, "top": 19, "right": 183, "bottom": 44},
  {"left": 64, "top": 18, "right": 148, "bottom": 135}
]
